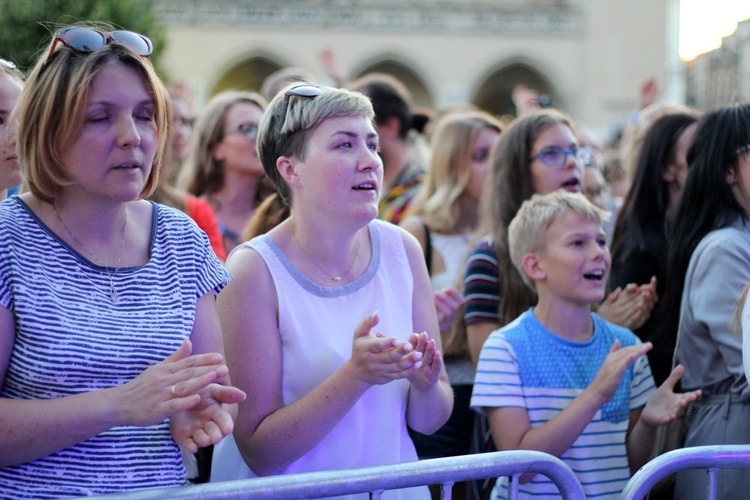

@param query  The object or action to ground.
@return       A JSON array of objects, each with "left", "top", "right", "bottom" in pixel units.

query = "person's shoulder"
[
  {"left": 493, "top": 310, "right": 531, "bottom": 342},
  {"left": 0, "top": 197, "right": 20, "bottom": 219},
  {"left": 154, "top": 201, "right": 198, "bottom": 228},
  {"left": 691, "top": 219, "right": 750, "bottom": 263},
  {"left": 468, "top": 238, "right": 497, "bottom": 258},
  {"left": 593, "top": 313, "right": 639, "bottom": 346}
]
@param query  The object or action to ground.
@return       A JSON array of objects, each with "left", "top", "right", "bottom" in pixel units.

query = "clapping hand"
[
  {"left": 406, "top": 331, "right": 443, "bottom": 391},
  {"left": 349, "top": 312, "right": 424, "bottom": 386},
  {"left": 598, "top": 277, "right": 658, "bottom": 330},
  {"left": 170, "top": 382, "right": 246, "bottom": 453},
  {"left": 588, "top": 340, "right": 652, "bottom": 404},
  {"left": 434, "top": 286, "right": 464, "bottom": 333},
  {"left": 640, "top": 364, "right": 701, "bottom": 428}
]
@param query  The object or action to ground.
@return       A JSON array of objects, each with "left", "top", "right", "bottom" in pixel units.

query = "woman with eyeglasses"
[
  {"left": 210, "top": 84, "right": 452, "bottom": 497},
  {"left": 463, "top": 108, "right": 658, "bottom": 498},
  {"left": 464, "top": 109, "right": 657, "bottom": 368},
  {"left": 657, "top": 103, "right": 750, "bottom": 498},
  {"left": 0, "top": 58, "right": 23, "bottom": 200},
  {"left": 0, "top": 26, "right": 245, "bottom": 497},
  {"left": 177, "top": 90, "right": 274, "bottom": 254}
]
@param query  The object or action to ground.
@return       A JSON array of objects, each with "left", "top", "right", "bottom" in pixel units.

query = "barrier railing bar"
[
  {"left": 86, "top": 450, "right": 584, "bottom": 499},
  {"left": 621, "top": 445, "right": 750, "bottom": 499}
]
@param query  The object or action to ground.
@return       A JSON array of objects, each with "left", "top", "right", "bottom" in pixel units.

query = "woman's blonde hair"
[
  {"left": 411, "top": 109, "right": 502, "bottom": 233},
  {"left": 177, "top": 90, "right": 268, "bottom": 197},
  {"left": 16, "top": 26, "right": 168, "bottom": 204}
]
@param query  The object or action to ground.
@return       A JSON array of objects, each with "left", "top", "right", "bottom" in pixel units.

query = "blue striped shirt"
[
  {"left": 471, "top": 309, "right": 655, "bottom": 499},
  {"left": 0, "top": 198, "right": 231, "bottom": 498}
]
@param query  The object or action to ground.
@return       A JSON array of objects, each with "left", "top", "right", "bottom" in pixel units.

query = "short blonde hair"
[
  {"left": 257, "top": 84, "right": 374, "bottom": 204},
  {"left": 508, "top": 191, "right": 609, "bottom": 290},
  {"left": 16, "top": 28, "right": 169, "bottom": 204}
]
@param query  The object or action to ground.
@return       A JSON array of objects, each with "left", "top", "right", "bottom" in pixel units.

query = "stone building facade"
[
  {"left": 156, "top": 0, "right": 681, "bottom": 139},
  {"left": 686, "top": 19, "right": 750, "bottom": 111}
]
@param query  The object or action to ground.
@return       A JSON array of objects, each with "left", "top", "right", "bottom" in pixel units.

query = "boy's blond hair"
[{"left": 508, "top": 191, "right": 610, "bottom": 291}]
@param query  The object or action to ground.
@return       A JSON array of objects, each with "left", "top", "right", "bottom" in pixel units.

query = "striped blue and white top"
[
  {"left": 0, "top": 197, "right": 231, "bottom": 499},
  {"left": 471, "top": 309, "right": 655, "bottom": 499}
]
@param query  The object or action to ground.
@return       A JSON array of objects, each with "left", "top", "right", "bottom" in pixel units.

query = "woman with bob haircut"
[
  {"left": 0, "top": 24, "right": 244, "bottom": 497},
  {"left": 177, "top": 90, "right": 273, "bottom": 254},
  {"left": 658, "top": 102, "right": 750, "bottom": 498},
  {"left": 211, "top": 83, "right": 452, "bottom": 498}
]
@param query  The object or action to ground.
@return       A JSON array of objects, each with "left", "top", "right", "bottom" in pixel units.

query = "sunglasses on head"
[
  {"left": 46, "top": 27, "right": 153, "bottom": 64},
  {"left": 274, "top": 84, "right": 323, "bottom": 158},
  {"left": 0, "top": 59, "right": 17, "bottom": 70}
]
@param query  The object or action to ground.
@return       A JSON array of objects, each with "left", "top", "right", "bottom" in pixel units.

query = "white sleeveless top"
[
  {"left": 212, "top": 220, "right": 428, "bottom": 499},
  {"left": 429, "top": 232, "right": 471, "bottom": 290}
]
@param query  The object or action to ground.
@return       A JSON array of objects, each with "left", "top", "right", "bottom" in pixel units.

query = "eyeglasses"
[
  {"left": 46, "top": 27, "right": 153, "bottom": 64},
  {"left": 0, "top": 59, "right": 16, "bottom": 70},
  {"left": 224, "top": 122, "right": 259, "bottom": 140},
  {"left": 275, "top": 84, "right": 323, "bottom": 158},
  {"left": 530, "top": 146, "right": 591, "bottom": 168}
]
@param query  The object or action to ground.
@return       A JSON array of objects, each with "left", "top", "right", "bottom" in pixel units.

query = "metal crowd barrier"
[
  {"left": 88, "top": 450, "right": 585, "bottom": 499},
  {"left": 621, "top": 445, "right": 750, "bottom": 500}
]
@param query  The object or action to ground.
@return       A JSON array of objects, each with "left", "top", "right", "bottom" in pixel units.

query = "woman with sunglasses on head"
[
  {"left": 211, "top": 84, "right": 452, "bottom": 497},
  {"left": 177, "top": 90, "right": 274, "bottom": 255},
  {"left": 657, "top": 103, "right": 750, "bottom": 498},
  {"left": 0, "top": 25, "right": 245, "bottom": 497},
  {"left": 464, "top": 109, "right": 658, "bottom": 369},
  {"left": 0, "top": 58, "right": 23, "bottom": 200}
]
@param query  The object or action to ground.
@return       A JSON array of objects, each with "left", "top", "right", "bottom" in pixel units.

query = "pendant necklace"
[
  {"left": 291, "top": 223, "right": 360, "bottom": 282},
  {"left": 52, "top": 203, "right": 128, "bottom": 303}
]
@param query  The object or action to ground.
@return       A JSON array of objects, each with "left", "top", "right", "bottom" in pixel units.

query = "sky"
[{"left": 680, "top": 0, "right": 750, "bottom": 60}]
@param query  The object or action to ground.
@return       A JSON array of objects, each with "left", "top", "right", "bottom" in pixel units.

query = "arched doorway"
[
  {"left": 211, "top": 56, "right": 282, "bottom": 96},
  {"left": 352, "top": 59, "right": 433, "bottom": 111},
  {"left": 474, "top": 63, "right": 559, "bottom": 121}
]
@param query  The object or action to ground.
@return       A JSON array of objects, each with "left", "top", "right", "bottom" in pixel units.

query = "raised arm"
[
  {"left": 222, "top": 247, "right": 424, "bottom": 476},
  {"left": 0, "top": 302, "right": 230, "bottom": 468}
]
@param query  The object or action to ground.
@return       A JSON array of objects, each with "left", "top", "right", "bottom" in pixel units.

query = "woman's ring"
[{"left": 170, "top": 385, "right": 176, "bottom": 398}]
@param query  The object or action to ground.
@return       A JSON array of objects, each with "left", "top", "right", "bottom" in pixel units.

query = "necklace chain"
[
  {"left": 291, "top": 223, "right": 360, "bottom": 282},
  {"left": 52, "top": 203, "right": 128, "bottom": 303}
]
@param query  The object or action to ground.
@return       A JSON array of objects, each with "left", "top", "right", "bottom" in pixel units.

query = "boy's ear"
[{"left": 522, "top": 252, "right": 547, "bottom": 282}]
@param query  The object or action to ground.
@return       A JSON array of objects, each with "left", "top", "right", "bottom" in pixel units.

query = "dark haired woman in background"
[
  {"left": 657, "top": 103, "right": 750, "bottom": 498},
  {"left": 609, "top": 110, "right": 700, "bottom": 385}
]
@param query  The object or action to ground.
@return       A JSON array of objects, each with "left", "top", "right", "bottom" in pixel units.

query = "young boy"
[{"left": 471, "top": 191, "right": 699, "bottom": 499}]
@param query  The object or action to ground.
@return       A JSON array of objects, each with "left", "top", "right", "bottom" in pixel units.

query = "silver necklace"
[
  {"left": 52, "top": 203, "right": 128, "bottom": 303},
  {"left": 291, "top": 223, "right": 360, "bottom": 282}
]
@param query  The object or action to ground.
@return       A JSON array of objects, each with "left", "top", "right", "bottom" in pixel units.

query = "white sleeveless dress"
[{"left": 212, "top": 220, "right": 429, "bottom": 499}]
